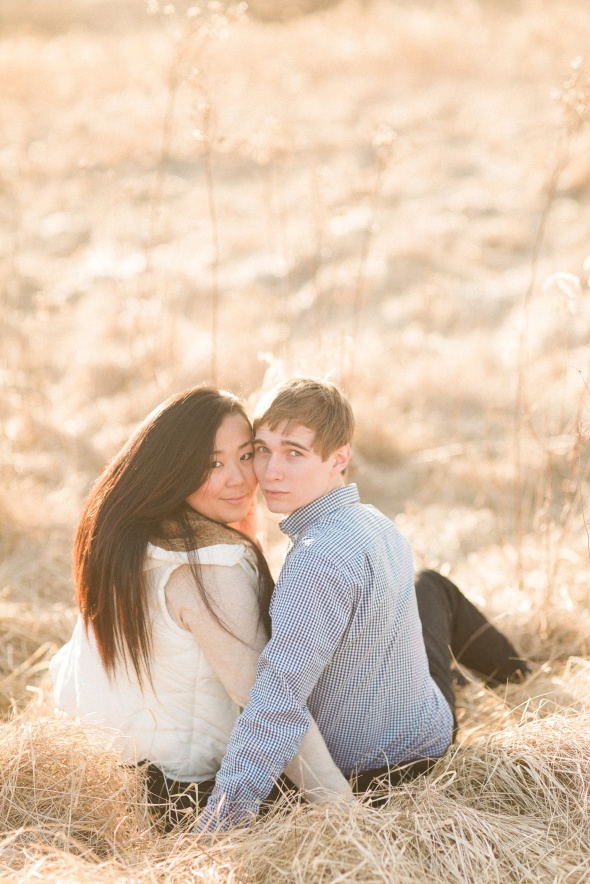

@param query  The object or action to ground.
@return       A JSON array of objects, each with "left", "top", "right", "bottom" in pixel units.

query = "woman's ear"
[{"left": 331, "top": 443, "right": 352, "bottom": 475}]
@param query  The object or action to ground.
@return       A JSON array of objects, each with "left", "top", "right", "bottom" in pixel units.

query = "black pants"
[
  {"left": 414, "top": 569, "right": 529, "bottom": 724},
  {"left": 144, "top": 764, "right": 213, "bottom": 830},
  {"left": 145, "top": 763, "right": 295, "bottom": 831},
  {"left": 147, "top": 570, "right": 529, "bottom": 824}
]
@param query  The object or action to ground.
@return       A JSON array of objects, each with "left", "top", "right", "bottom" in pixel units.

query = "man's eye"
[
  {"left": 255, "top": 446, "right": 269, "bottom": 454},
  {"left": 288, "top": 450, "right": 302, "bottom": 457}
]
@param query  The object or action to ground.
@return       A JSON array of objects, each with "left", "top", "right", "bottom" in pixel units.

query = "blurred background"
[{"left": 1, "top": 0, "right": 590, "bottom": 712}]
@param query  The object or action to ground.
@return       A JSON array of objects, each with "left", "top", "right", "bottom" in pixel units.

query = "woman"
[{"left": 50, "top": 387, "right": 351, "bottom": 828}]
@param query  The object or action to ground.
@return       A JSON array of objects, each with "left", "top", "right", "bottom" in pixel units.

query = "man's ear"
[{"left": 330, "top": 443, "right": 351, "bottom": 475}]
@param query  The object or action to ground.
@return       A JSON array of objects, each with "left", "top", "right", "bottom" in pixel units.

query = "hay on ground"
[{"left": 0, "top": 664, "right": 588, "bottom": 882}]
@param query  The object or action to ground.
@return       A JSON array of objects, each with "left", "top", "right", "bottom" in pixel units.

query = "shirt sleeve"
[
  {"left": 165, "top": 560, "right": 353, "bottom": 810},
  {"left": 197, "top": 550, "right": 354, "bottom": 830}
]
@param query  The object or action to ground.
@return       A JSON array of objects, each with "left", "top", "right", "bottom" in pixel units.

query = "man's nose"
[{"left": 264, "top": 454, "right": 283, "bottom": 480}]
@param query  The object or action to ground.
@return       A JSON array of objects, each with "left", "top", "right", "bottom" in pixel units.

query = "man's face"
[{"left": 253, "top": 421, "right": 350, "bottom": 515}]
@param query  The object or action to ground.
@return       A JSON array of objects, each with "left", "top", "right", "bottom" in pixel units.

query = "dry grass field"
[{"left": 2, "top": 0, "right": 590, "bottom": 879}]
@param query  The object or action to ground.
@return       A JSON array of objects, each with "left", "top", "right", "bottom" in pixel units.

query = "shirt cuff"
[{"left": 195, "top": 788, "right": 260, "bottom": 832}]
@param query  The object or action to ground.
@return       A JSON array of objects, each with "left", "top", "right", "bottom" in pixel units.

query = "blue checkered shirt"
[{"left": 198, "top": 484, "right": 453, "bottom": 829}]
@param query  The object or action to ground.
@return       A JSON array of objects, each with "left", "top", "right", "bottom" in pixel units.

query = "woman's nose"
[{"left": 227, "top": 461, "right": 248, "bottom": 485}]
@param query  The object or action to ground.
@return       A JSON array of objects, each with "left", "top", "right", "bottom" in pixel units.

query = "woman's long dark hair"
[{"left": 74, "top": 386, "right": 273, "bottom": 689}]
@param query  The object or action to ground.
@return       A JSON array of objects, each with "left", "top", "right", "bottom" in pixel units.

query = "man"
[{"left": 197, "top": 377, "right": 528, "bottom": 830}]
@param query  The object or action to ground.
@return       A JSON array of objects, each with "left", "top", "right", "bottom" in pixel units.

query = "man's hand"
[{"left": 194, "top": 797, "right": 257, "bottom": 834}]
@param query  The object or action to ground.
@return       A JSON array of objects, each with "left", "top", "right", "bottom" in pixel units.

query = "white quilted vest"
[{"left": 50, "top": 542, "right": 253, "bottom": 782}]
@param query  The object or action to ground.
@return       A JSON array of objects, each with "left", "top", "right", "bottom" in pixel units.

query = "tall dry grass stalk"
[
  {"left": 144, "top": 1, "right": 248, "bottom": 385},
  {"left": 513, "top": 57, "right": 590, "bottom": 591},
  {"left": 192, "top": 89, "right": 222, "bottom": 385},
  {"left": 346, "top": 124, "right": 397, "bottom": 389}
]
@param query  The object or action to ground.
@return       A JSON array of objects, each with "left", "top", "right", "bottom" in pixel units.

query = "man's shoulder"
[
  {"left": 291, "top": 500, "right": 406, "bottom": 566},
  {"left": 320, "top": 498, "right": 395, "bottom": 534}
]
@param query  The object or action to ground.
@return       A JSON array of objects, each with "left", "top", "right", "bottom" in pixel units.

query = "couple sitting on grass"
[{"left": 51, "top": 377, "right": 529, "bottom": 831}]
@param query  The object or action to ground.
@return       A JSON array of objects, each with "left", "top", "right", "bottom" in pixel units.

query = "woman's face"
[{"left": 185, "top": 413, "right": 257, "bottom": 524}]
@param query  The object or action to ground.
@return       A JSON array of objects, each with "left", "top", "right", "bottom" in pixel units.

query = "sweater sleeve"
[{"left": 165, "top": 563, "right": 352, "bottom": 806}]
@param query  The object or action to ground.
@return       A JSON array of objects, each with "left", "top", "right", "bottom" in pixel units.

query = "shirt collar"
[{"left": 279, "top": 483, "right": 360, "bottom": 541}]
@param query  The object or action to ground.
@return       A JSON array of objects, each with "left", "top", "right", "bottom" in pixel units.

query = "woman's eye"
[
  {"left": 211, "top": 460, "right": 223, "bottom": 469},
  {"left": 241, "top": 451, "right": 254, "bottom": 461}
]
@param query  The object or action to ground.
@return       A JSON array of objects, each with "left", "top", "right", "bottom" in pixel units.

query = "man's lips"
[{"left": 262, "top": 489, "right": 288, "bottom": 497}]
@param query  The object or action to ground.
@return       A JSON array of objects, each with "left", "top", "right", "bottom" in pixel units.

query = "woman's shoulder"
[
  {"left": 145, "top": 541, "right": 251, "bottom": 569},
  {"left": 145, "top": 506, "right": 258, "bottom": 570}
]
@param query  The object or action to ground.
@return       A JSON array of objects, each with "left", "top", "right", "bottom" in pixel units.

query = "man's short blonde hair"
[{"left": 253, "top": 377, "right": 355, "bottom": 460}]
